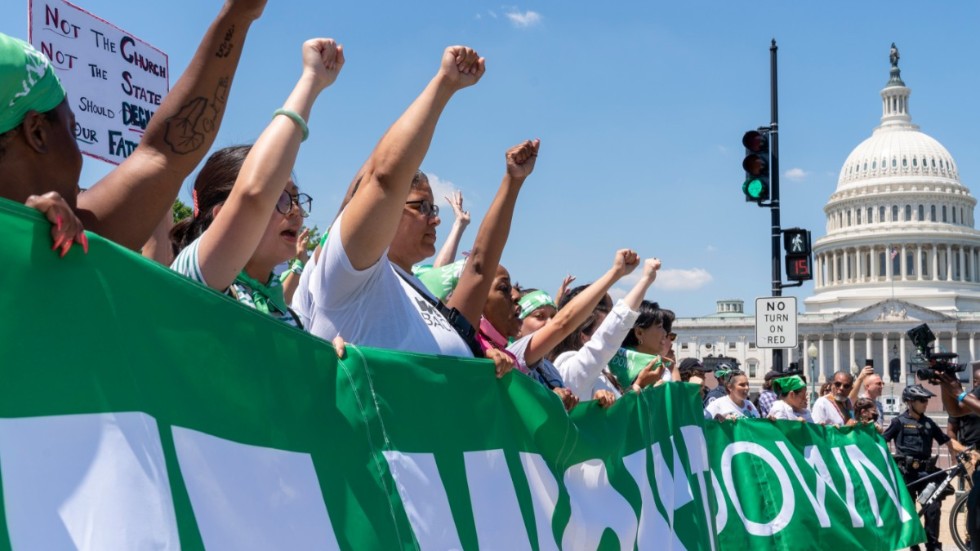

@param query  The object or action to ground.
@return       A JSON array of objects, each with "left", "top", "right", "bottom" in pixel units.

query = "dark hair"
[
  {"left": 854, "top": 398, "right": 878, "bottom": 421},
  {"left": 722, "top": 369, "right": 747, "bottom": 390},
  {"left": 548, "top": 284, "right": 612, "bottom": 361},
  {"left": 170, "top": 145, "right": 251, "bottom": 255},
  {"left": 622, "top": 300, "right": 675, "bottom": 348}
]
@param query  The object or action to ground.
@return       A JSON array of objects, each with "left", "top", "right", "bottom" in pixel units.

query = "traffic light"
[
  {"left": 783, "top": 228, "right": 813, "bottom": 281},
  {"left": 742, "top": 130, "right": 770, "bottom": 203}
]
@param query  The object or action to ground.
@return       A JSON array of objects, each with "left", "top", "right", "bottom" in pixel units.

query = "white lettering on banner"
[
  {"left": 463, "top": 450, "right": 532, "bottom": 551},
  {"left": 622, "top": 448, "right": 686, "bottom": 550},
  {"left": 381, "top": 451, "right": 463, "bottom": 550},
  {"left": 562, "top": 459, "right": 638, "bottom": 551},
  {"left": 831, "top": 447, "right": 862, "bottom": 528},
  {"left": 720, "top": 442, "right": 795, "bottom": 536},
  {"left": 806, "top": 446, "right": 861, "bottom": 527},
  {"left": 680, "top": 426, "right": 717, "bottom": 551},
  {"left": 845, "top": 444, "right": 913, "bottom": 524},
  {"left": 0, "top": 412, "right": 179, "bottom": 550},
  {"left": 776, "top": 442, "right": 833, "bottom": 527},
  {"left": 711, "top": 470, "right": 729, "bottom": 533},
  {"left": 171, "top": 426, "right": 340, "bottom": 550},
  {"left": 519, "top": 453, "right": 561, "bottom": 551}
]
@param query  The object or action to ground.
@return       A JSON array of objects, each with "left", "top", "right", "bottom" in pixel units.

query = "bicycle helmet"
[{"left": 902, "top": 384, "right": 935, "bottom": 402}]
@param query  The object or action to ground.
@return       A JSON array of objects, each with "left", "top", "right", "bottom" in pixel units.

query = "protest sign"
[{"left": 29, "top": 0, "right": 169, "bottom": 164}]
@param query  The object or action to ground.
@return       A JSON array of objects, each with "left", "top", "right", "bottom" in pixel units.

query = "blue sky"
[{"left": 5, "top": 0, "right": 979, "bottom": 317}]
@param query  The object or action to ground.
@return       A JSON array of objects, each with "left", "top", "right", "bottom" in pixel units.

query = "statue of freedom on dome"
[{"left": 890, "top": 43, "right": 900, "bottom": 68}]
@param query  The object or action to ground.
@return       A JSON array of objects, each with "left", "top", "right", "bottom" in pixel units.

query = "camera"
[{"left": 907, "top": 323, "right": 965, "bottom": 380}]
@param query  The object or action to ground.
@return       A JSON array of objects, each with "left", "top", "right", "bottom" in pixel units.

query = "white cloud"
[
  {"left": 505, "top": 10, "right": 541, "bottom": 28},
  {"left": 653, "top": 268, "right": 713, "bottom": 291},
  {"left": 425, "top": 173, "right": 458, "bottom": 206},
  {"left": 608, "top": 267, "right": 712, "bottom": 299},
  {"left": 784, "top": 168, "right": 808, "bottom": 181},
  {"left": 706, "top": 245, "right": 717, "bottom": 253}
]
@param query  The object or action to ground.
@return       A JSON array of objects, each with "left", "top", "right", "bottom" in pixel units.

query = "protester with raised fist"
[
  {"left": 549, "top": 254, "right": 663, "bottom": 401},
  {"left": 169, "top": 38, "right": 341, "bottom": 328},
  {"left": 507, "top": 251, "right": 658, "bottom": 409},
  {"left": 305, "top": 46, "right": 487, "bottom": 358},
  {"left": 0, "top": 0, "right": 267, "bottom": 255}
]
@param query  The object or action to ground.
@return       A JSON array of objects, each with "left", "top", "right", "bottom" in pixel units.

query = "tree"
[{"left": 172, "top": 198, "right": 192, "bottom": 223}]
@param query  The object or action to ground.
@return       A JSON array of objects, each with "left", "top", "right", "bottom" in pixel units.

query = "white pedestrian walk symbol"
[{"left": 791, "top": 233, "right": 804, "bottom": 252}]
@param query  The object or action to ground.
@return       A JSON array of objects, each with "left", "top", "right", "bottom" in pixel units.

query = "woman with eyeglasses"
[
  {"left": 621, "top": 301, "right": 676, "bottom": 381},
  {"left": 705, "top": 370, "right": 760, "bottom": 421},
  {"left": 170, "top": 38, "right": 342, "bottom": 327},
  {"left": 767, "top": 376, "right": 813, "bottom": 423},
  {"left": 302, "top": 45, "right": 492, "bottom": 359}
]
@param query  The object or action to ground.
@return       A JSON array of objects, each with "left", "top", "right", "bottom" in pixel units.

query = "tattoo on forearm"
[
  {"left": 203, "top": 77, "right": 229, "bottom": 133},
  {"left": 163, "top": 78, "right": 229, "bottom": 154},
  {"left": 216, "top": 26, "right": 235, "bottom": 58}
]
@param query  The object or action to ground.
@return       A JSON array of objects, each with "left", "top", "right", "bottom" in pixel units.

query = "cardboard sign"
[{"left": 29, "top": 0, "right": 169, "bottom": 165}]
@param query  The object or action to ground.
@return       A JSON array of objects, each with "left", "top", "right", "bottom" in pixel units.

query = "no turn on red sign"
[{"left": 755, "top": 297, "right": 798, "bottom": 349}]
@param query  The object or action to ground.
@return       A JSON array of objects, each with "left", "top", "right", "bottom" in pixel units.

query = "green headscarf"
[
  {"left": 235, "top": 271, "right": 288, "bottom": 316},
  {"left": 772, "top": 375, "right": 806, "bottom": 394},
  {"left": 412, "top": 258, "right": 466, "bottom": 301},
  {"left": 0, "top": 33, "right": 66, "bottom": 134},
  {"left": 517, "top": 290, "right": 556, "bottom": 319}
]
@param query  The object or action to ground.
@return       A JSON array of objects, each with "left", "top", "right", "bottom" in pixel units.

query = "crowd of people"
[{"left": 4, "top": 3, "right": 980, "bottom": 548}]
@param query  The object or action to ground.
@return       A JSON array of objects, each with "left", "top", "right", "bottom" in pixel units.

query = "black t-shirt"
[
  {"left": 884, "top": 410, "right": 951, "bottom": 460},
  {"left": 948, "top": 386, "right": 980, "bottom": 447}
]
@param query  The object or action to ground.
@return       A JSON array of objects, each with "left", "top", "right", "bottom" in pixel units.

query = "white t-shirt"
[
  {"left": 706, "top": 396, "right": 760, "bottom": 419},
  {"left": 304, "top": 213, "right": 473, "bottom": 357},
  {"left": 768, "top": 400, "right": 814, "bottom": 423},
  {"left": 290, "top": 247, "right": 317, "bottom": 329},
  {"left": 553, "top": 300, "right": 640, "bottom": 401},
  {"left": 507, "top": 334, "right": 565, "bottom": 389},
  {"left": 811, "top": 396, "right": 850, "bottom": 426}
]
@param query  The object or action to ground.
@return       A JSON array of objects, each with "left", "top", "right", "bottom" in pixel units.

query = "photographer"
[
  {"left": 884, "top": 385, "right": 949, "bottom": 551},
  {"left": 938, "top": 371, "right": 980, "bottom": 550}
]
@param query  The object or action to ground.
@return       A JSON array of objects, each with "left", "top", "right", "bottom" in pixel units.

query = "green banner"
[{"left": 0, "top": 199, "right": 924, "bottom": 550}]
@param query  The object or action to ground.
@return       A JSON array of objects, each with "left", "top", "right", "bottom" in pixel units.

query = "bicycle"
[{"left": 901, "top": 445, "right": 976, "bottom": 551}]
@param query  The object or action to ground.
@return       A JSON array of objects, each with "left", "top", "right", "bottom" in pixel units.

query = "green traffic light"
[{"left": 743, "top": 178, "right": 768, "bottom": 200}]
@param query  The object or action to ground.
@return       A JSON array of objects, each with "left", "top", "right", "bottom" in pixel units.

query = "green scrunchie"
[
  {"left": 772, "top": 375, "right": 806, "bottom": 394},
  {"left": 518, "top": 290, "right": 556, "bottom": 319},
  {"left": 0, "top": 33, "right": 66, "bottom": 134}
]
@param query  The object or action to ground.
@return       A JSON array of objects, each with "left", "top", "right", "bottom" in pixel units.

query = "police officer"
[{"left": 884, "top": 384, "right": 950, "bottom": 551}]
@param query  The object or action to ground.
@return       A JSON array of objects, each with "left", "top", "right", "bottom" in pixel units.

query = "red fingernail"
[
  {"left": 52, "top": 236, "right": 63, "bottom": 251},
  {"left": 55, "top": 215, "right": 62, "bottom": 231},
  {"left": 80, "top": 232, "right": 89, "bottom": 254},
  {"left": 60, "top": 240, "right": 72, "bottom": 258}
]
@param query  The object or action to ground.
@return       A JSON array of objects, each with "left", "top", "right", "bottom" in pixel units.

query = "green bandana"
[
  {"left": 607, "top": 348, "right": 667, "bottom": 386},
  {"left": 412, "top": 258, "right": 465, "bottom": 301},
  {"left": 772, "top": 375, "right": 806, "bottom": 394},
  {"left": 0, "top": 33, "right": 66, "bottom": 134},
  {"left": 234, "top": 271, "right": 288, "bottom": 316},
  {"left": 517, "top": 290, "right": 555, "bottom": 319}
]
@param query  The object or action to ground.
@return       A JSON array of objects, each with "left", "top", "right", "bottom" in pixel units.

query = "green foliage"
[{"left": 172, "top": 199, "right": 192, "bottom": 223}]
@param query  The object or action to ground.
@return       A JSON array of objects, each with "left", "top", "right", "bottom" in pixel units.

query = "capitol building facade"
[{"left": 674, "top": 48, "right": 980, "bottom": 397}]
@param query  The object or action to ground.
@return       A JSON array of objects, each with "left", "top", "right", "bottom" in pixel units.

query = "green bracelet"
[{"left": 273, "top": 108, "right": 309, "bottom": 142}]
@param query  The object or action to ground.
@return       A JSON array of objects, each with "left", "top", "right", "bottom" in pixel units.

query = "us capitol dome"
[
  {"left": 806, "top": 44, "right": 980, "bottom": 314},
  {"left": 673, "top": 45, "right": 980, "bottom": 386}
]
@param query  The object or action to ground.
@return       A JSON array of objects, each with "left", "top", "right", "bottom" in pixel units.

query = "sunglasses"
[
  {"left": 833, "top": 382, "right": 853, "bottom": 390},
  {"left": 276, "top": 191, "right": 312, "bottom": 217},
  {"left": 913, "top": 397, "right": 929, "bottom": 403},
  {"left": 406, "top": 199, "right": 439, "bottom": 218},
  {"left": 668, "top": 332, "right": 677, "bottom": 341}
]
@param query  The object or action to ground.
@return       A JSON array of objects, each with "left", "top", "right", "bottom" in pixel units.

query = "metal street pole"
[{"left": 770, "top": 39, "right": 783, "bottom": 372}]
